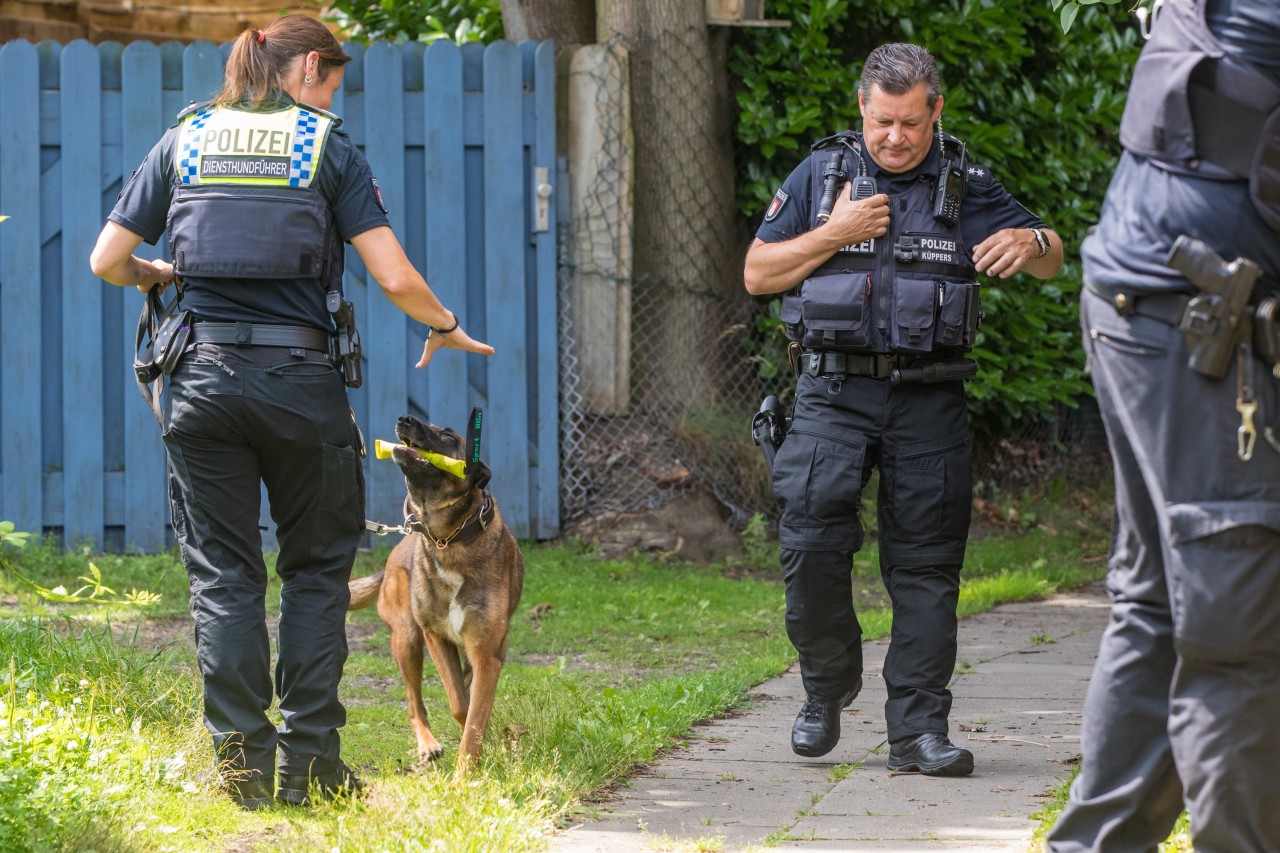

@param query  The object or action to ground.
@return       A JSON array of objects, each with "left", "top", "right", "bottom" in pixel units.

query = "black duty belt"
[
  {"left": 190, "top": 321, "right": 333, "bottom": 352},
  {"left": 1085, "top": 280, "right": 1191, "bottom": 326},
  {"left": 801, "top": 350, "right": 963, "bottom": 380}
]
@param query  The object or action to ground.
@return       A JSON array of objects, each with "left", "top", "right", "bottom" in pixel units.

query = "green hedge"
[
  {"left": 730, "top": 0, "right": 1141, "bottom": 435},
  {"left": 328, "top": 0, "right": 1140, "bottom": 436}
]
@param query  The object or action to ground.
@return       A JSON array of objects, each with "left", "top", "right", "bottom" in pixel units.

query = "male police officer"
[
  {"left": 744, "top": 43, "right": 1062, "bottom": 774},
  {"left": 1046, "top": 1, "right": 1280, "bottom": 849}
]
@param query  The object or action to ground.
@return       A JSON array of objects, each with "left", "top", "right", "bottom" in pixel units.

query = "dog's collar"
[{"left": 406, "top": 490, "right": 495, "bottom": 550}]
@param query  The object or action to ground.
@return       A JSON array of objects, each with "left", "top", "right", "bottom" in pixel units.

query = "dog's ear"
[{"left": 467, "top": 459, "right": 492, "bottom": 491}]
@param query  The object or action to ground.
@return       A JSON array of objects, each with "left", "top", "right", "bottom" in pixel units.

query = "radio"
[{"left": 933, "top": 139, "right": 967, "bottom": 225}]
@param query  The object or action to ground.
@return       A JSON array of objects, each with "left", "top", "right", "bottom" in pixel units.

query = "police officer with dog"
[
  {"left": 1047, "top": 1, "right": 1280, "bottom": 849},
  {"left": 744, "top": 42, "right": 1062, "bottom": 774},
  {"left": 89, "top": 14, "right": 493, "bottom": 809}
]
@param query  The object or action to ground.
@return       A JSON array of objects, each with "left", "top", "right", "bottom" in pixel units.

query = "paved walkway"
[{"left": 551, "top": 589, "right": 1110, "bottom": 852}]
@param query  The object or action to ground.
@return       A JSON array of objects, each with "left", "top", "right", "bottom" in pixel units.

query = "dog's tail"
[{"left": 348, "top": 571, "right": 385, "bottom": 611}]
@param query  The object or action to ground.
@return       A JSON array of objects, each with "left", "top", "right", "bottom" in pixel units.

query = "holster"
[
  {"left": 133, "top": 287, "right": 190, "bottom": 426},
  {"left": 134, "top": 288, "right": 191, "bottom": 383},
  {"left": 752, "top": 395, "right": 789, "bottom": 475},
  {"left": 326, "top": 290, "right": 363, "bottom": 389}
]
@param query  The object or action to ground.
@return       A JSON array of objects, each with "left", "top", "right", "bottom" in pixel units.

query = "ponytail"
[{"left": 214, "top": 14, "right": 350, "bottom": 108}]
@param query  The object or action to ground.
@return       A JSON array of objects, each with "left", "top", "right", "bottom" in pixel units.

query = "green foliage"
[
  {"left": 1054, "top": 0, "right": 1156, "bottom": 34},
  {"left": 740, "top": 512, "right": 778, "bottom": 568},
  {"left": 0, "top": 525, "right": 161, "bottom": 610},
  {"left": 325, "top": 0, "right": 504, "bottom": 44},
  {"left": 0, "top": 676, "right": 112, "bottom": 851},
  {"left": 730, "top": 0, "right": 1142, "bottom": 434},
  {"left": 0, "top": 522, "right": 30, "bottom": 550},
  {"left": 0, "top": 619, "right": 195, "bottom": 853}
]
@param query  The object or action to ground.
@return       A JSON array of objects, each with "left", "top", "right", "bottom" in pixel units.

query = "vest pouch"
[
  {"left": 890, "top": 277, "right": 938, "bottom": 353},
  {"left": 169, "top": 186, "right": 329, "bottom": 280},
  {"left": 934, "top": 280, "right": 970, "bottom": 348},
  {"left": 781, "top": 290, "right": 804, "bottom": 342},
  {"left": 799, "top": 274, "right": 870, "bottom": 351},
  {"left": 963, "top": 281, "right": 982, "bottom": 348}
]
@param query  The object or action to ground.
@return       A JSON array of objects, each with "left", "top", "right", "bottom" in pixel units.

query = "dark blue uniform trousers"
[
  {"left": 1047, "top": 289, "right": 1280, "bottom": 852},
  {"left": 162, "top": 342, "right": 364, "bottom": 782},
  {"left": 771, "top": 370, "right": 972, "bottom": 744}
]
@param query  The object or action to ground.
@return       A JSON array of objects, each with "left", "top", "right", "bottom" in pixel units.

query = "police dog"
[{"left": 349, "top": 413, "right": 524, "bottom": 774}]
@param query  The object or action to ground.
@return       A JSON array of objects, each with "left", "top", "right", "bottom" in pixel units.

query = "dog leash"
[{"left": 365, "top": 496, "right": 415, "bottom": 537}]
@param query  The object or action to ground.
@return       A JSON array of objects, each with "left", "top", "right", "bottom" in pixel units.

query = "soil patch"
[{"left": 113, "top": 615, "right": 385, "bottom": 654}]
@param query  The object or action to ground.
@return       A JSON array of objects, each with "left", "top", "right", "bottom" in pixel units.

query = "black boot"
[
  {"left": 790, "top": 678, "right": 862, "bottom": 758},
  {"left": 886, "top": 733, "right": 974, "bottom": 776},
  {"left": 198, "top": 764, "right": 273, "bottom": 811},
  {"left": 277, "top": 761, "right": 364, "bottom": 805}
]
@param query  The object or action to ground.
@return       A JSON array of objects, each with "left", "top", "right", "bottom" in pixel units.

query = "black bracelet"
[{"left": 430, "top": 315, "right": 460, "bottom": 336}]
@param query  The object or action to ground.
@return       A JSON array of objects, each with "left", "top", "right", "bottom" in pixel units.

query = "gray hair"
[{"left": 858, "top": 43, "right": 941, "bottom": 109}]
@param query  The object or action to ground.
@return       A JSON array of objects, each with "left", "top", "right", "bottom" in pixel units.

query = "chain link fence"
[{"left": 556, "top": 32, "right": 1112, "bottom": 536}]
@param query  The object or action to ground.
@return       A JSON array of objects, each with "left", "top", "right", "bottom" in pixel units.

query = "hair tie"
[{"left": 255, "top": 29, "right": 266, "bottom": 44}]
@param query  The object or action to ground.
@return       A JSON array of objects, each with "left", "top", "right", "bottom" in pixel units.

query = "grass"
[
  {"left": 0, "top": 484, "right": 1120, "bottom": 853},
  {"left": 1030, "top": 768, "right": 1195, "bottom": 852}
]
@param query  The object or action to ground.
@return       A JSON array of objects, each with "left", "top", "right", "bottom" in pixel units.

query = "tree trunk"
[
  {"left": 595, "top": 0, "right": 740, "bottom": 415},
  {"left": 502, "top": 0, "right": 742, "bottom": 417},
  {"left": 499, "top": 0, "right": 595, "bottom": 44}
]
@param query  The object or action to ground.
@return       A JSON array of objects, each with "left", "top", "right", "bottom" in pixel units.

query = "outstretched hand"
[{"left": 416, "top": 325, "right": 496, "bottom": 368}]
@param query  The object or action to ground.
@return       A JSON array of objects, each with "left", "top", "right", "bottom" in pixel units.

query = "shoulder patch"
[
  {"left": 371, "top": 177, "right": 388, "bottom": 214},
  {"left": 764, "top": 188, "right": 789, "bottom": 222},
  {"left": 965, "top": 163, "right": 992, "bottom": 186}
]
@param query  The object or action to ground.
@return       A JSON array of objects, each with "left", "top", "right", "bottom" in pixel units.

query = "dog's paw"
[{"left": 416, "top": 742, "right": 445, "bottom": 764}]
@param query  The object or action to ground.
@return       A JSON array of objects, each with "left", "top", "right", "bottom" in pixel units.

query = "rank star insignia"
[{"left": 967, "top": 166, "right": 986, "bottom": 178}]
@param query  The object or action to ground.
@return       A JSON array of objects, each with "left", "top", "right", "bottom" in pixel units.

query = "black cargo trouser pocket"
[
  {"left": 880, "top": 432, "right": 971, "bottom": 567},
  {"left": 320, "top": 442, "right": 364, "bottom": 536},
  {"left": 773, "top": 427, "right": 867, "bottom": 551}
]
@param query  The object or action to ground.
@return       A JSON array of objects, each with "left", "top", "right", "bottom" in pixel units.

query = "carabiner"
[{"left": 1136, "top": 0, "right": 1164, "bottom": 41}]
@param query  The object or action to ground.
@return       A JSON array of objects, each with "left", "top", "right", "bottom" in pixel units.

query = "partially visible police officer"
[
  {"left": 1047, "top": 1, "right": 1280, "bottom": 850},
  {"left": 89, "top": 15, "right": 494, "bottom": 810},
  {"left": 743, "top": 43, "right": 1063, "bottom": 774}
]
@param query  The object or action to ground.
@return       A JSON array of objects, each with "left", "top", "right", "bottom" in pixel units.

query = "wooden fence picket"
[{"left": 0, "top": 38, "right": 559, "bottom": 550}]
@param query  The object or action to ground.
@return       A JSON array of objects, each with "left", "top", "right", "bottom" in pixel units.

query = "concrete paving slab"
[{"left": 548, "top": 589, "right": 1109, "bottom": 852}]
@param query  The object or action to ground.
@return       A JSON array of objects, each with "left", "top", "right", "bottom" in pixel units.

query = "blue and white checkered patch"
[
  {"left": 289, "top": 110, "right": 321, "bottom": 187},
  {"left": 177, "top": 107, "right": 215, "bottom": 185}
]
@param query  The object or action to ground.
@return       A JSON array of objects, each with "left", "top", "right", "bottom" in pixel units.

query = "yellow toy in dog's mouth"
[{"left": 374, "top": 440, "right": 467, "bottom": 478}]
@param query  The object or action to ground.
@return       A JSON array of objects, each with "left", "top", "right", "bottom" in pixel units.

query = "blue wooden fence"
[{"left": 0, "top": 38, "right": 559, "bottom": 551}]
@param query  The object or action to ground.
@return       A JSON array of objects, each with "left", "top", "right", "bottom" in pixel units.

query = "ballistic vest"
[
  {"left": 781, "top": 132, "right": 981, "bottom": 355},
  {"left": 1120, "top": 0, "right": 1280, "bottom": 231},
  {"left": 168, "top": 101, "right": 340, "bottom": 281}
]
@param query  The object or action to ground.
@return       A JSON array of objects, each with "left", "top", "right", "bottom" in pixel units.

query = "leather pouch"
[
  {"left": 153, "top": 305, "right": 192, "bottom": 375},
  {"left": 134, "top": 288, "right": 190, "bottom": 382}
]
